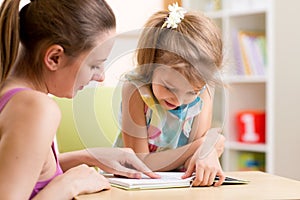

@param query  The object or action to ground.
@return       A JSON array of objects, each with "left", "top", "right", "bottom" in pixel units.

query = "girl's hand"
[
  {"left": 181, "top": 148, "right": 225, "bottom": 187},
  {"left": 87, "top": 147, "right": 160, "bottom": 179},
  {"left": 181, "top": 128, "right": 225, "bottom": 186}
]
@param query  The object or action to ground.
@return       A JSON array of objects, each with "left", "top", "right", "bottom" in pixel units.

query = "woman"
[{"left": 0, "top": 0, "right": 158, "bottom": 199}]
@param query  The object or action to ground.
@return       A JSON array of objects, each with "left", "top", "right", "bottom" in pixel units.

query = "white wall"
[
  {"left": 272, "top": 0, "right": 300, "bottom": 180},
  {"left": 104, "top": 0, "right": 163, "bottom": 86},
  {"left": 0, "top": 0, "right": 30, "bottom": 9},
  {"left": 106, "top": 0, "right": 163, "bottom": 34}
]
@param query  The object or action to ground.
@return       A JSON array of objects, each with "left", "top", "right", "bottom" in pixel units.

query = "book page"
[{"left": 106, "top": 172, "right": 193, "bottom": 189}]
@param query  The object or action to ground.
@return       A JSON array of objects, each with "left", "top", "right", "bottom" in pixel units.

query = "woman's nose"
[{"left": 92, "top": 71, "right": 105, "bottom": 82}]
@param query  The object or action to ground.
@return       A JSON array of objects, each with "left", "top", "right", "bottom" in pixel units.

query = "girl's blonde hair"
[
  {"left": 0, "top": 0, "right": 115, "bottom": 84},
  {"left": 133, "top": 10, "right": 223, "bottom": 88}
]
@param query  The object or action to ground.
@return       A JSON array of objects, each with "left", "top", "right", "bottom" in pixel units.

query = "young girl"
[
  {"left": 114, "top": 3, "right": 226, "bottom": 186},
  {"left": 0, "top": 0, "right": 158, "bottom": 199}
]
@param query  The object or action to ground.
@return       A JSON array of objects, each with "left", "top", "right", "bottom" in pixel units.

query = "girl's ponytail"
[{"left": 0, "top": 0, "right": 21, "bottom": 82}]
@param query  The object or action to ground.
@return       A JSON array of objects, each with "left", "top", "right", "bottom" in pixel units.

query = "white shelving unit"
[{"left": 182, "top": 0, "right": 272, "bottom": 172}]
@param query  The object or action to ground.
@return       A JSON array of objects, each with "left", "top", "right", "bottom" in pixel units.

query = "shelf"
[
  {"left": 225, "top": 141, "right": 267, "bottom": 152},
  {"left": 222, "top": 75, "right": 267, "bottom": 83},
  {"left": 227, "top": 8, "right": 267, "bottom": 17},
  {"left": 204, "top": 8, "right": 266, "bottom": 19},
  {"left": 204, "top": 10, "right": 225, "bottom": 19}
]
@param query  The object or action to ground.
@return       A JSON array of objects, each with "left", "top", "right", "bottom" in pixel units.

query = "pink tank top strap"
[
  {"left": 0, "top": 88, "right": 30, "bottom": 113},
  {"left": 30, "top": 143, "right": 64, "bottom": 199}
]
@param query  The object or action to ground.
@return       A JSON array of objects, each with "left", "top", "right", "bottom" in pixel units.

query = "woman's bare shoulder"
[
  {"left": 12, "top": 89, "right": 60, "bottom": 115},
  {"left": 0, "top": 89, "right": 61, "bottom": 138}
]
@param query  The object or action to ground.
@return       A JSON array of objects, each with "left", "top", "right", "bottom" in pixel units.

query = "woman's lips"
[{"left": 78, "top": 86, "right": 84, "bottom": 90}]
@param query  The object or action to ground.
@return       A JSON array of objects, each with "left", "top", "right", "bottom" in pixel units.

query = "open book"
[{"left": 105, "top": 172, "right": 249, "bottom": 190}]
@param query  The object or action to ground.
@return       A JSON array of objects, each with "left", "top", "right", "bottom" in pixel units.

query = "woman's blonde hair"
[{"left": 133, "top": 10, "right": 223, "bottom": 88}]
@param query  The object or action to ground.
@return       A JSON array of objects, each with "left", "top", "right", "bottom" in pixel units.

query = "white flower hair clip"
[{"left": 162, "top": 2, "right": 187, "bottom": 29}]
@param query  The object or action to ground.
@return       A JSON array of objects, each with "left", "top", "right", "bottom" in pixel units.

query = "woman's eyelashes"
[
  {"left": 90, "top": 65, "right": 100, "bottom": 70},
  {"left": 91, "top": 64, "right": 106, "bottom": 71}
]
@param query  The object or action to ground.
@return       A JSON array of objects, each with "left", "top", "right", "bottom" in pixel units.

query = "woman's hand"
[
  {"left": 35, "top": 164, "right": 110, "bottom": 199},
  {"left": 87, "top": 147, "right": 160, "bottom": 179},
  {"left": 64, "top": 164, "right": 111, "bottom": 195}
]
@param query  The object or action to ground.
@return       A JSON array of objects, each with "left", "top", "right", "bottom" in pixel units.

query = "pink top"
[{"left": 0, "top": 88, "right": 64, "bottom": 199}]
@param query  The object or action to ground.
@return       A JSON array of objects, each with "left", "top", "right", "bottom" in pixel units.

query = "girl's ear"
[{"left": 44, "top": 45, "right": 65, "bottom": 71}]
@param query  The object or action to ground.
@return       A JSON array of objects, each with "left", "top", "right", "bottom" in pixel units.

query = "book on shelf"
[
  {"left": 232, "top": 30, "right": 267, "bottom": 76},
  {"left": 104, "top": 172, "right": 249, "bottom": 190},
  {"left": 238, "top": 152, "right": 266, "bottom": 171}
]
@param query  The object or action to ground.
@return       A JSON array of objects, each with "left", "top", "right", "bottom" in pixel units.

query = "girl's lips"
[{"left": 164, "top": 100, "right": 177, "bottom": 109}]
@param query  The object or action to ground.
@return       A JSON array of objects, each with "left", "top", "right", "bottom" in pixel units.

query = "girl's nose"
[
  {"left": 173, "top": 92, "right": 192, "bottom": 106},
  {"left": 171, "top": 93, "right": 183, "bottom": 107}
]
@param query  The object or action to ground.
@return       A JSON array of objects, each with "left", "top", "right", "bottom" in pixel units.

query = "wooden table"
[{"left": 75, "top": 171, "right": 300, "bottom": 200}]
